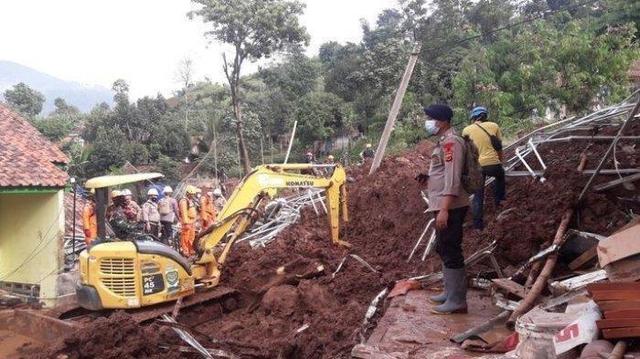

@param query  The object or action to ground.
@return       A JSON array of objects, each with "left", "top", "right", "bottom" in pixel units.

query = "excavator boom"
[{"left": 192, "top": 164, "right": 349, "bottom": 286}]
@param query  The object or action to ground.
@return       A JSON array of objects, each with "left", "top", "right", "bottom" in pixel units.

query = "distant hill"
[{"left": 0, "top": 60, "right": 113, "bottom": 114}]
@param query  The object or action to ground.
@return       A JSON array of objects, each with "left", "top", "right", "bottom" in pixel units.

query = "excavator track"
[
  {"left": 55, "top": 286, "right": 238, "bottom": 324},
  {"left": 128, "top": 286, "right": 238, "bottom": 323}
]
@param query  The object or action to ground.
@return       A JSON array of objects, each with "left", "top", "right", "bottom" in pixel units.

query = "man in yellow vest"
[{"left": 462, "top": 106, "right": 505, "bottom": 230}]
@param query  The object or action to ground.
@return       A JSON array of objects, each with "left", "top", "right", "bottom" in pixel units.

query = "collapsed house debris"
[{"left": 3, "top": 92, "right": 640, "bottom": 359}]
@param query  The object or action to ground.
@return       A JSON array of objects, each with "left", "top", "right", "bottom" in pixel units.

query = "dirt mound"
[
  {"left": 41, "top": 311, "right": 181, "bottom": 359},
  {"left": 49, "top": 125, "right": 638, "bottom": 358},
  {"left": 196, "top": 136, "right": 634, "bottom": 358},
  {"left": 192, "top": 140, "right": 457, "bottom": 358}
]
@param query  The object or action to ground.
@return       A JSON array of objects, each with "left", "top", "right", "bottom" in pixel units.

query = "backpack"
[
  {"left": 158, "top": 198, "right": 172, "bottom": 215},
  {"left": 458, "top": 135, "right": 484, "bottom": 194}
]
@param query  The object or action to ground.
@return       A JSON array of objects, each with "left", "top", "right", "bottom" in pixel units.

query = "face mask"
[{"left": 424, "top": 119, "right": 439, "bottom": 136}]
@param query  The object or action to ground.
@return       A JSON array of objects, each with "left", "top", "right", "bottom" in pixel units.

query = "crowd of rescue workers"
[
  {"left": 78, "top": 103, "right": 505, "bottom": 316},
  {"left": 81, "top": 184, "right": 229, "bottom": 259}
]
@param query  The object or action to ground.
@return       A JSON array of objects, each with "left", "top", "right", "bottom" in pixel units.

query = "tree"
[
  {"left": 175, "top": 57, "right": 195, "bottom": 130},
  {"left": 3, "top": 83, "right": 45, "bottom": 117},
  {"left": 294, "top": 92, "right": 351, "bottom": 145},
  {"left": 188, "top": 0, "right": 309, "bottom": 174},
  {"left": 52, "top": 97, "right": 79, "bottom": 116}
]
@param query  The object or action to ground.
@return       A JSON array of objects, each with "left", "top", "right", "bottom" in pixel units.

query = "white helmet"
[
  {"left": 213, "top": 188, "right": 222, "bottom": 196},
  {"left": 147, "top": 188, "right": 159, "bottom": 196},
  {"left": 163, "top": 185, "right": 173, "bottom": 194},
  {"left": 122, "top": 189, "right": 132, "bottom": 196}
]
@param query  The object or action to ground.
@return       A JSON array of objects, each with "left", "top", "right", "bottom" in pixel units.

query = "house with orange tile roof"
[{"left": 0, "top": 103, "right": 71, "bottom": 307}]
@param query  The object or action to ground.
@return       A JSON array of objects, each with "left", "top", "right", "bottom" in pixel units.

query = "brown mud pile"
[
  {"left": 50, "top": 123, "right": 638, "bottom": 358},
  {"left": 40, "top": 311, "right": 182, "bottom": 359},
  {"left": 196, "top": 141, "right": 444, "bottom": 358}
]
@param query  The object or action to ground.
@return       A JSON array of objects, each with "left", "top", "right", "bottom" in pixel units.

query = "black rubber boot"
[{"left": 431, "top": 267, "right": 467, "bottom": 314}]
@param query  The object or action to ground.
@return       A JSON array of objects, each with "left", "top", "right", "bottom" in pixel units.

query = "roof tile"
[{"left": 0, "top": 103, "right": 69, "bottom": 188}]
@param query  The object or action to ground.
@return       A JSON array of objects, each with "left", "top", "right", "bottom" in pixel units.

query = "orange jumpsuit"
[
  {"left": 82, "top": 202, "right": 98, "bottom": 245},
  {"left": 200, "top": 195, "right": 216, "bottom": 230},
  {"left": 179, "top": 197, "right": 198, "bottom": 256}
]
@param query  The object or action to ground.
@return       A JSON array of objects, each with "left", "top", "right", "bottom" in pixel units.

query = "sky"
[{"left": 0, "top": 0, "right": 398, "bottom": 99}]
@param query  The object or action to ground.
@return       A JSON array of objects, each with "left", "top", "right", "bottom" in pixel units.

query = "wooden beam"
[
  {"left": 568, "top": 246, "right": 598, "bottom": 270},
  {"left": 593, "top": 290, "right": 640, "bottom": 301},
  {"left": 593, "top": 172, "right": 640, "bottom": 192},
  {"left": 602, "top": 327, "right": 640, "bottom": 339},
  {"left": 604, "top": 310, "right": 640, "bottom": 320},
  {"left": 369, "top": 42, "right": 421, "bottom": 175},
  {"left": 598, "top": 300, "right": 640, "bottom": 312},
  {"left": 597, "top": 318, "right": 640, "bottom": 329},
  {"left": 492, "top": 278, "right": 526, "bottom": 299},
  {"left": 588, "top": 282, "right": 640, "bottom": 292}
]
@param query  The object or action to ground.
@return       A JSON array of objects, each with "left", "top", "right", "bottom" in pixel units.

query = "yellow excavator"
[{"left": 76, "top": 163, "right": 348, "bottom": 310}]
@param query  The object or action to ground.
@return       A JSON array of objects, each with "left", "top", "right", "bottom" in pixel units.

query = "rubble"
[{"left": 24, "top": 94, "right": 640, "bottom": 358}]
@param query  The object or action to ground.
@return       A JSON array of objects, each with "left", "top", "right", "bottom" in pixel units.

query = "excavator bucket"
[{"left": 0, "top": 309, "right": 81, "bottom": 355}]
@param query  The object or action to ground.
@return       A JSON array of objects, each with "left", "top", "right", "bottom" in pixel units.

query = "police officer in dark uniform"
[{"left": 416, "top": 104, "right": 470, "bottom": 315}]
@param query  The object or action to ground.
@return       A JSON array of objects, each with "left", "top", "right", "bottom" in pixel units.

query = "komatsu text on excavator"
[{"left": 76, "top": 163, "right": 348, "bottom": 311}]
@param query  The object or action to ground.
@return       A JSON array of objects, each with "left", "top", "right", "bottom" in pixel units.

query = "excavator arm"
[{"left": 191, "top": 164, "right": 349, "bottom": 287}]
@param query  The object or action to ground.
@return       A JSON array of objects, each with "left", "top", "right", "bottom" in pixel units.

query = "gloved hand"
[{"left": 415, "top": 173, "right": 429, "bottom": 184}]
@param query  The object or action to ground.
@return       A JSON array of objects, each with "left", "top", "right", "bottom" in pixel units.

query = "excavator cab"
[
  {"left": 76, "top": 164, "right": 349, "bottom": 311},
  {"left": 76, "top": 173, "right": 197, "bottom": 310}
]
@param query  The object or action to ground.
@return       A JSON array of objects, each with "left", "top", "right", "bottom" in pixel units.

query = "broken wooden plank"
[
  {"left": 587, "top": 282, "right": 640, "bottom": 292},
  {"left": 593, "top": 290, "right": 640, "bottom": 302},
  {"left": 569, "top": 246, "right": 598, "bottom": 270},
  {"left": 551, "top": 270, "right": 607, "bottom": 293},
  {"left": 593, "top": 173, "right": 640, "bottom": 192},
  {"left": 597, "top": 318, "right": 640, "bottom": 329},
  {"left": 450, "top": 310, "right": 511, "bottom": 344},
  {"left": 492, "top": 278, "right": 526, "bottom": 299},
  {"left": 602, "top": 327, "right": 640, "bottom": 339},
  {"left": 604, "top": 310, "right": 640, "bottom": 320},
  {"left": 598, "top": 301, "right": 640, "bottom": 312}
]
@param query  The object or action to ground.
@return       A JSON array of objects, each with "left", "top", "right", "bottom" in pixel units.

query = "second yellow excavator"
[{"left": 76, "top": 163, "right": 348, "bottom": 310}]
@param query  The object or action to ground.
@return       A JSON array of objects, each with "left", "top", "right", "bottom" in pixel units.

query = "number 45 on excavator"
[{"left": 76, "top": 163, "right": 349, "bottom": 311}]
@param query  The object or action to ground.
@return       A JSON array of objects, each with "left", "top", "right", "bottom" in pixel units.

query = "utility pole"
[
  {"left": 284, "top": 121, "right": 298, "bottom": 164},
  {"left": 260, "top": 135, "right": 265, "bottom": 164},
  {"left": 213, "top": 124, "right": 218, "bottom": 179},
  {"left": 369, "top": 42, "right": 422, "bottom": 175}
]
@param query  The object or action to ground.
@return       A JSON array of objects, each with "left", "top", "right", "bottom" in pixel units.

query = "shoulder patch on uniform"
[{"left": 443, "top": 142, "right": 454, "bottom": 162}]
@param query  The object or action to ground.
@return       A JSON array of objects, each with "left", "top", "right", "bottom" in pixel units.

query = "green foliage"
[
  {"left": 71, "top": 0, "right": 640, "bottom": 180},
  {"left": 32, "top": 114, "right": 75, "bottom": 141},
  {"left": 52, "top": 97, "right": 80, "bottom": 116},
  {"left": 156, "top": 155, "right": 182, "bottom": 184},
  {"left": 188, "top": 0, "right": 309, "bottom": 61},
  {"left": 294, "top": 92, "right": 351, "bottom": 144},
  {"left": 3, "top": 82, "right": 46, "bottom": 117},
  {"left": 85, "top": 127, "right": 128, "bottom": 177},
  {"left": 188, "top": 0, "right": 310, "bottom": 173}
]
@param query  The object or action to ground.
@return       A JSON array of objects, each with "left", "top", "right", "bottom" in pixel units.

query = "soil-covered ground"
[{"left": 42, "top": 119, "right": 640, "bottom": 359}]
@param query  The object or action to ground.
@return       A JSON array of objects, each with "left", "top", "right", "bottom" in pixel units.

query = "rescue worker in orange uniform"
[
  {"left": 82, "top": 189, "right": 98, "bottom": 245},
  {"left": 179, "top": 185, "right": 199, "bottom": 257},
  {"left": 200, "top": 184, "right": 216, "bottom": 230}
]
